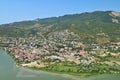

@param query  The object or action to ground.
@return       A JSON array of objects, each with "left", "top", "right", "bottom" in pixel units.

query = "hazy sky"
[{"left": 0, "top": 0, "right": 120, "bottom": 24}]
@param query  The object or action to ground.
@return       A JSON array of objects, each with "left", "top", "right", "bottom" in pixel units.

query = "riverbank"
[
  {"left": 19, "top": 60, "right": 120, "bottom": 76},
  {"left": 22, "top": 65, "right": 101, "bottom": 78},
  {"left": 8, "top": 52, "right": 120, "bottom": 78},
  {"left": 5, "top": 51, "right": 98, "bottom": 77},
  {"left": 17, "top": 66, "right": 120, "bottom": 80},
  {"left": 1, "top": 50, "right": 120, "bottom": 80},
  {"left": 17, "top": 66, "right": 82, "bottom": 80},
  {"left": 0, "top": 50, "right": 82, "bottom": 80}
]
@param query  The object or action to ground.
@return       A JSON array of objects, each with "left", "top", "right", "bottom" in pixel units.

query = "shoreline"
[
  {"left": 16, "top": 66, "right": 83, "bottom": 80},
  {"left": 17, "top": 65, "right": 101, "bottom": 78},
  {"left": 17, "top": 65, "right": 120, "bottom": 80},
  {"left": 1, "top": 49, "right": 120, "bottom": 80},
  {"left": 6, "top": 50, "right": 97, "bottom": 78},
  {"left": 2, "top": 49, "right": 120, "bottom": 78}
]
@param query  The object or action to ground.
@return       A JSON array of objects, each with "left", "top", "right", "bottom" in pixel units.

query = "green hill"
[{"left": 0, "top": 11, "right": 120, "bottom": 43}]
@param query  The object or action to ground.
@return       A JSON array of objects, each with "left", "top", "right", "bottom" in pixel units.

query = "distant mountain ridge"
[{"left": 0, "top": 10, "right": 120, "bottom": 43}]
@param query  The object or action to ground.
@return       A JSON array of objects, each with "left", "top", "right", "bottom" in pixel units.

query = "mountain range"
[{"left": 0, "top": 11, "right": 120, "bottom": 43}]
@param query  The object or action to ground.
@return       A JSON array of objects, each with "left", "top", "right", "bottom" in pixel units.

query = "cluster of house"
[{"left": 0, "top": 30, "right": 120, "bottom": 67}]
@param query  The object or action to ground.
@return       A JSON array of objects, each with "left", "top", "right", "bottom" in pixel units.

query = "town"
[{"left": 0, "top": 30, "right": 120, "bottom": 74}]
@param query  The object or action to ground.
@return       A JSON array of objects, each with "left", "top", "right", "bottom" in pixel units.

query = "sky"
[{"left": 0, "top": 0, "right": 120, "bottom": 24}]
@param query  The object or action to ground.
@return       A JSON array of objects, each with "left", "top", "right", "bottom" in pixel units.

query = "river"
[{"left": 0, "top": 50, "right": 120, "bottom": 80}]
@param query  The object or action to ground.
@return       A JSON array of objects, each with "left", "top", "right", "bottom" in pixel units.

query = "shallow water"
[{"left": 0, "top": 50, "right": 120, "bottom": 80}]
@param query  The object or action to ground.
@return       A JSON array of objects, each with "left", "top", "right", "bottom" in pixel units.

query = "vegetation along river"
[{"left": 0, "top": 50, "right": 120, "bottom": 80}]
